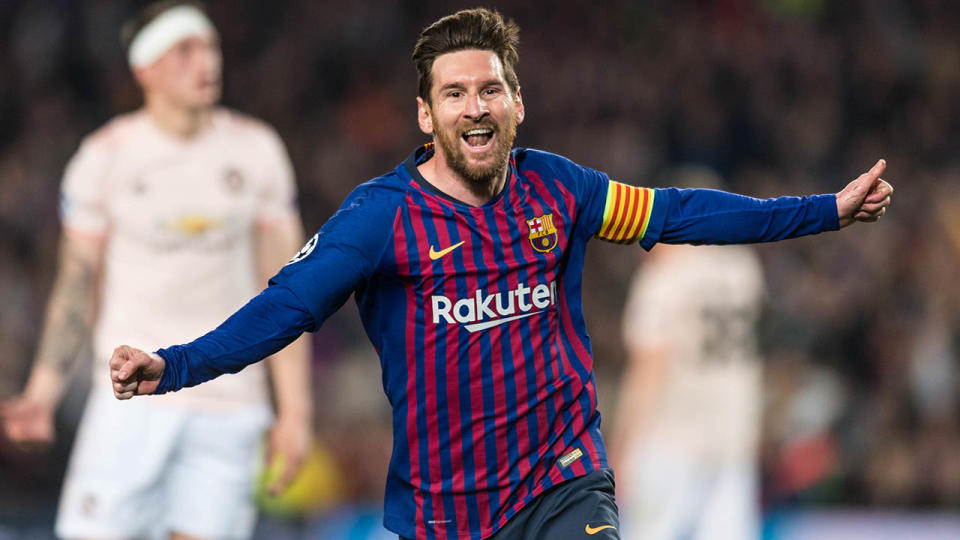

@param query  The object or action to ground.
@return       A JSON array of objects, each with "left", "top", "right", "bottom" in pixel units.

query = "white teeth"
[{"left": 463, "top": 128, "right": 493, "bottom": 136}]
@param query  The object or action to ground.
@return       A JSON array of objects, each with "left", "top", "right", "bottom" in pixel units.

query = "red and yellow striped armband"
[{"left": 596, "top": 181, "right": 655, "bottom": 244}]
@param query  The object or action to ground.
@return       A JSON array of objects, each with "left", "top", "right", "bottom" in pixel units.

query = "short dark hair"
[
  {"left": 120, "top": 0, "right": 207, "bottom": 51},
  {"left": 411, "top": 8, "right": 520, "bottom": 103}
]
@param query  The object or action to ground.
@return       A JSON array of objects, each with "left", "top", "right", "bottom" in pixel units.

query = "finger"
[
  {"left": 116, "top": 359, "right": 141, "bottom": 382},
  {"left": 859, "top": 196, "right": 891, "bottom": 214},
  {"left": 263, "top": 436, "right": 275, "bottom": 470},
  {"left": 6, "top": 423, "right": 25, "bottom": 441},
  {"left": 115, "top": 389, "right": 134, "bottom": 400},
  {"left": 0, "top": 399, "right": 26, "bottom": 418},
  {"left": 0, "top": 400, "right": 15, "bottom": 416},
  {"left": 111, "top": 361, "right": 137, "bottom": 383},
  {"left": 109, "top": 346, "right": 131, "bottom": 370},
  {"left": 273, "top": 458, "right": 301, "bottom": 494},
  {"left": 113, "top": 380, "right": 137, "bottom": 395},
  {"left": 855, "top": 207, "right": 883, "bottom": 217},
  {"left": 864, "top": 180, "right": 894, "bottom": 203},
  {"left": 267, "top": 458, "right": 288, "bottom": 495}
]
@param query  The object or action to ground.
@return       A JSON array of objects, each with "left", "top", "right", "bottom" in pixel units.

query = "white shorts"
[
  {"left": 56, "top": 387, "right": 272, "bottom": 540},
  {"left": 619, "top": 449, "right": 759, "bottom": 540}
]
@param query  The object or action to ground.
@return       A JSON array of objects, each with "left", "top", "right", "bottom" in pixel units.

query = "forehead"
[
  {"left": 158, "top": 31, "right": 219, "bottom": 57},
  {"left": 431, "top": 49, "right": 505, "bottom": 91}
]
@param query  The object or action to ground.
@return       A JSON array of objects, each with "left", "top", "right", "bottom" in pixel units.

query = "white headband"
[{"left": 127, "top": 5, "right": 215, "bottom": 68}]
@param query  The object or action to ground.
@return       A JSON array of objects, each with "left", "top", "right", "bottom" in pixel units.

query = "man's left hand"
[
  {"left": 264, "top": 414, "right": 312, "bottom": 495},
  {"left": 837, "top": 159, "right": 894, "bottom": 228}
]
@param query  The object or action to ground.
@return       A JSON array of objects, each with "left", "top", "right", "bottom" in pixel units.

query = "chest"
[
  {"left": 393, "top": 193, "right": 575, "bottom": 291},
  {"left": 104, "top": 141, "right": 262, "bottom": 249}
]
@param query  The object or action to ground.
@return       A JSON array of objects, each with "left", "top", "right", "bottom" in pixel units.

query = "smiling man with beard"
[
  {"left": 415, "top": 45, "right": 522, "bottom": 204},
  {"left": 106, "top": 8, "right": 892, "bottom": 540}
]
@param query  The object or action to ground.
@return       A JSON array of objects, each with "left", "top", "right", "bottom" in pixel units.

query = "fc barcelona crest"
[{"left": 526, "top": 213, "right": 559, "bottom": 253}]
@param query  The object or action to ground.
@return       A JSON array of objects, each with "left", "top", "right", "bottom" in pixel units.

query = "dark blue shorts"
[{"left": 401, "top": 468, "right": 620, "bottom": 540}]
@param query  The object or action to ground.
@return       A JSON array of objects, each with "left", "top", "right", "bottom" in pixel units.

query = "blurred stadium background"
[{"left": 1, "top": 0, "right": 959, "bottom": 538}]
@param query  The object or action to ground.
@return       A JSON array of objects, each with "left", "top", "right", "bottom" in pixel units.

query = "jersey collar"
[{"left": 402, "top": 143, "right": 516, "bottom": 208}]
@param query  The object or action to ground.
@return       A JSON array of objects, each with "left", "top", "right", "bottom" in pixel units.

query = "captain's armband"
[{"left": 595, "top": 181, "right": 655, "bottom": 244}]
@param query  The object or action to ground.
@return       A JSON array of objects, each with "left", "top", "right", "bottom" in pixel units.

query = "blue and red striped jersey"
[
  {"left": 155, "top": 143, "right": 839, "bottom": 540},
  {"left": 272, "top": 144, "right": 644, "bottom": 539}
]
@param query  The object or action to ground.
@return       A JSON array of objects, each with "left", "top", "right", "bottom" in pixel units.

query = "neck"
[
  {"left": 417, "top": 147, "right": 508, "bottom": 207},
  {"left": 144, "top": 94, "right": 211, "bottom": 138}
]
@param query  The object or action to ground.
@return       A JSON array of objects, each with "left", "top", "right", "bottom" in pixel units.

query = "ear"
[
  {"left": 514, "top": 88, "right": 525, "bottom": 125},
  {"left": 132, "top": 65, "right": 152, "bottom": 90},
  {"left": 416, "top": 96, "right": 434, "bottom": 135}
]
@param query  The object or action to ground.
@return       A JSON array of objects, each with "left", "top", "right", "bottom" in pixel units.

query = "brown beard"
[{"left": 432, "top": 110, "right": 518, "bottom": 197}]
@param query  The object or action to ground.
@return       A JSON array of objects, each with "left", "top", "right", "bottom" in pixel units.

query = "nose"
[
  {"left": 463, "top": 90, "right": 488, "bottom": 121},
  {"left": 200, "top": 45, "right": 222, "bottom": 74}
]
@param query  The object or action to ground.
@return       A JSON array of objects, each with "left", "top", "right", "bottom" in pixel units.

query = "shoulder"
[
  {"left": 77, "top": 111, "right": 147, "bottom": 155},
  {"left": 214, "top": 108, "right": 285, "bottom": 146},
  {"left": 342, "top": 170, "right": 412, "bottom": 211},
  {"left": 513, "top": 147, "right": 583, "bottom": 172},
  {"left": 512, "top": 147, "right": 607, "bottom": 186}
]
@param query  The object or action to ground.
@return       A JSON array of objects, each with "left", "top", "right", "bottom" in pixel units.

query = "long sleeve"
[
  {"left": 644, "top": 187, "right": 839, "bottom": 247},
  {"left": 153, "top": 180, "right": 403, "bottom": 394},
  {"left": 154, "top": 285, "right": 314, "bottom": 394}
]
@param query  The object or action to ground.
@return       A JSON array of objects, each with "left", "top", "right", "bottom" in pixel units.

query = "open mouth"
[{"left": 461, "top": 128, "right": 494, "bottom": 150}]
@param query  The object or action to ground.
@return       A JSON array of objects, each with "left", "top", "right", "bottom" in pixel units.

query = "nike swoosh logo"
[
  {"left": 428, "top": 241, "right": 465, "bottom": 260},
  {"left": 585, "top": 524, "right": 616, "bottom": 535}
]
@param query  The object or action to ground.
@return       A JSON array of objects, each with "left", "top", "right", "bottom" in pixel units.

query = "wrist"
[
  {"left": 274, "top": 404, "right": 313, "bottom": 425},
  {"left": 23, "top": 364, "right": 63, "bottom": 409},
  {"left": 833, "top": 194, "right": 852, "bottom": 229}
]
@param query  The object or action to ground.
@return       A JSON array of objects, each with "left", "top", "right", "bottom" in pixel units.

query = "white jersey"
[
  {"left": 60, "top": 108, "right": 297, "bottom": 410},
  {"left": 622, "top": 245, "right": 765, "bottom": 461}
]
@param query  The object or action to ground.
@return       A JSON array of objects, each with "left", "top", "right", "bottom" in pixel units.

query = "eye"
[{"left": 448, "top": 90, "right": 463, "bottom": 99}]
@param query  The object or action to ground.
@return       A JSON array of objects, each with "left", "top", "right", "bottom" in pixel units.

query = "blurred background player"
[
  {"left": 0, "top": 1, "right": 312, "bottom": 539},
  {"left": 611, "top": 167, "right": 765, "bottom": 540}
]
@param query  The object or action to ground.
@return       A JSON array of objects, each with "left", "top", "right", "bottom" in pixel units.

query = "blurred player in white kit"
[
  {"left": 0, "top": 2, "right": 312, "bottom": 539},
  {"left": 611, "top": 168, "right": 765, "bottom": 540}
]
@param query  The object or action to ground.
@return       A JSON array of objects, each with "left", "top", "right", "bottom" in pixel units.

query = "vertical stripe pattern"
[{"left": 375, "top": 150, "right": 617, "bottom": 540}]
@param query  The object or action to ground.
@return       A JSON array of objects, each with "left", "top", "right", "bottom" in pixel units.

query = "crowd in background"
[{"left": 1, "top": 0, "right": 959, "bottom": 534}]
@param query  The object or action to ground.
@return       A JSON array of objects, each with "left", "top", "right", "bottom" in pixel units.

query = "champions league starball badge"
[{"left": 288, "top": 233, "right": 318, "bottom": 264}]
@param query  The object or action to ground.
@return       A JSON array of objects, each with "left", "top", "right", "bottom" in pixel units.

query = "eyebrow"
[{"left": 437, "top": 79, "right": 505, "bottom": 94}]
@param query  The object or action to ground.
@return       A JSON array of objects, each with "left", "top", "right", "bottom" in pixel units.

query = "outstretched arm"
[
  {"left": 109, "top": 283, "right": 315, "bottom": 400},
  {"left": 594, "top": 160, "right": 893, "bottom": 248},
  {"left": 651, "top": 160, "right": 893, "bottom": 246},
  {"left": 109, "top": 181, "right": 398, "bottom": 399}
]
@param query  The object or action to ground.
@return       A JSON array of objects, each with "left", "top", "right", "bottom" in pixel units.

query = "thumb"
[
  {"left": 843, "top": 159, "right": 886, "bottom": 208},
  {"left": 856, "top": 159, "right": 886, "bottom": 193}
]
